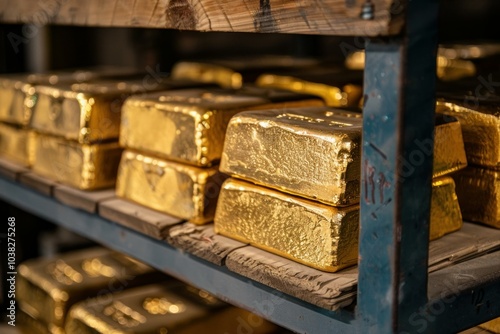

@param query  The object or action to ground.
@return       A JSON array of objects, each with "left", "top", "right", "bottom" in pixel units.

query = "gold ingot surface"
[
  {"left": 214, "top": 178, "right": 360, "bottom": 272},
  {"left": 480, "top": 317, "right": 500, "bottom": 333},
  {"left": 32, "top": 133, "right": 122, "bottom": 190},
  {"left": 256, "top": 73, "right": 362, "bottom": 107},
  {"left": 430, "top": 176, "right": 463, "bottom": 240},
  {"left": 0, "top": 122, "right": 34, "bottom": 166},
  {"left": 16, "top": 247, "right": 159, "bottom": 329},
  {"left": 345, "top": 50, "right": 476, "bottom": 81},
  {"left": 31, "top": 77, "right": 193, "bottom": 144},
  {"left": 437, "top": 100, "right": 500, "bottom": 169},
  {"left": 433, "top": 114, "right": 468, "bottom": 177},
  {"left": 18, "top": 309, "right": 64, "bottom": 334},
  {"left": 453, "top": 166, "right": 500, "bottom": 228},
  {"left": 220, "top": 107, "right": 363, "bottom": 206},
  {"left": 120, "top": 88, "right": 322, "bottom": 167},
  {"left": 116, "top": 150, "right": 226, "bottom": 224}
]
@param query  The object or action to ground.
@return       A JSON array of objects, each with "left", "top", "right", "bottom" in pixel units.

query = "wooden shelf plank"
[
  {"left": 0, "top": 157, "right": 29, "bottom": 181},
  {"left": 19, "top": 172, "right": 58, "bottom": 196},
  {"left": 53, "top": 185, "right": 115, "bottom": 213},
  {"left": 0, "top": 0, "right": 402, "bottom": 36}
]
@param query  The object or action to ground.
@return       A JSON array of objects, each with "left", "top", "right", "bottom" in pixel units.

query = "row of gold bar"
[{"left": 16, "top": 248, "right": 284, "bottom": 334}]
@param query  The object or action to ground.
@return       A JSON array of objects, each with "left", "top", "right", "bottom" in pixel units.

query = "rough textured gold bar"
[
  {"left": 121, "top": 88, "right": 322, "bottom": 167},
  {"left": 214, "top": 178, "right": 360, "bottom": 272},
  {"left": 16, "top": 247, "right": 160, "bottom": 329},
  {"left": 256, "top": 71, "right": 363, "bottom": 107},
  {"left": 453, "top": 166, "right": 500, "bottom": 228},
  {"left": 0, "top": 122, "right": 34, "bottom": 166},
  {"left": 430, "top": 176, "right": 463, "bottom": 240},
  {"left": 31, "top": 77, "right": 195, "bottom": 144},
  {"left": 66, "top": 283, "right": 279, "bottom": 334},
  {"left": 116, "top": 150, "right": 226, "bottom": 224},
  {"left": 220, "top": 107, "right": 363, "bottom": 206},
  {"left": 32, "top": 133, "right": 122, "bottom": 190},
  {"left": 433, "top": 114, "right": 468, "bottom": 177},
  {"left": 437, "top": 100, "right": 500, "bottom": 169},
  {"left": 480, "top": 317, "right": 500, "bottom": 333},
  {"left": 171, "top": 57, "right": 318, "bottom": 89}
]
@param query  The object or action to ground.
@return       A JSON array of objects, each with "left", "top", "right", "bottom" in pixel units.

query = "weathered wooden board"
[
  {"left": 19, "top": 172, "right": 58, "bottom": 196},
  {"left": 460, "top": 327, "right": 494, "bottom": 334},
  {"left": 0, "top": 0, "right": 402, "bottom": 36},
  {"left": 53, "top": 185, "right": 115, "bottom": 213},
  {"left": 167, "top": 223, "right": 247, "bottom": 266},
  {"left": 99, "top": 197, "right": 182, "bottom": 240},
  {"left": 225, "top": 246, "right": 358, "bottom": 310},
  {"left": 0, "top": 157, "right": 29, "bottom": 181}
]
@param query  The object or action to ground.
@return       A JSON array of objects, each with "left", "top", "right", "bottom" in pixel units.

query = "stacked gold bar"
[
  {"left": 16, "top": 247, "right": 162, "bottom": 333},
  {"left": 437, "top": 98, "right": 500, "bottom": 228},
  {"left": 215, "top": 107, "right": 467, "bottom": 272},
  {"left": 65, "top": 282, "right": 283, "bottom": 334},
  {"left": 29, "top": 75, "right": 197, "bottom": 190},
  {"left": 117, "top": 87, "right": 323, "bottom": 224}
]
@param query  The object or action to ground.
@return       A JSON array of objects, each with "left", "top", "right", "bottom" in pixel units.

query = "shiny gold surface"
[
  {"left": 0, "top": 122, "right": 34, "bottom": 166},
  {"left": 120, "top": 88, "right": 322, "bottom": 167},
  {"left": 430, "top": 177, "right": 463, "bottom": 240},
  {"left": 453, "top": 166, "right": 500, "bottom": 228},
  {"left": 16, "top": 248, "right": 158, "bottom": 329},
  {"left": 345, "top": 50, "right": 476, "bottom": 81},
  {"left": 256, "top": 74, "right": 362, "bottom": 107},
  {"left": 433, "top": 115, "right": 468, "bottom": 177},
  {"left": 31, "top": 133, "right": 122, "bottom": 190},
  {"left": 172, "top": 62, "right": 242, "bottom": 89},
  {"left": 116, "top": 150, "right": 226, "bottom": 224},
  {"left": 436, "top": 101, "right": 500, "bottom": 169},
  {"left": 17, "top": 309, "right": 54, "bottom": 334},
  {"left": 220, "top": 107, "right": 363, "bottom": 206},
  {"left": 65, "top": 283, "right": 279, "bottom": 334},
  {"left": 480, "top": 317, "right": 500, "bottom": 333},
  {"left": 214, "top": 178, "right": 359, "bottom": 272}
]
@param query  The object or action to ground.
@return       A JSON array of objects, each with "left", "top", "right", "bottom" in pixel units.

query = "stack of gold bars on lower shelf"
[
  {"left": 116, "top": 84, "right": 323, "bottom": 223},
  {"left": 16, "top": 248, "right": 288, "bottom": 334},
  {"left": 214, "top": 107, "right": 468, "bottom": 272}
]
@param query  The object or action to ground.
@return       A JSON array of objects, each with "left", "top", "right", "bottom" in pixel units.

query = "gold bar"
[
  {"left": 18, "top": 309, "right": 63, "bottom": 334},
  {"left": 453, "top": 166, "right": 500, "bottom": 228},
  {"left": 120, "top": 88, "right": 323, "bottom": 167},
  {"left": 256, "top": 69, "right": 363, "bottom": 107},
  {"left": 430, "top": 176, "right": 463, "bottom": 240},
  {"left": 214, "top": 178, "right": 360, "bottom": 272},
  {"left": 0, "top": 122, "right": 34, "bottom": 166},
  {"left": 480, "top": 317, "right": 500, "bottom": 333},
  {"left": 32, "top": 133, "right": 122, "bottom": 190},
  {"left": 31, "top": 76, "right": 194, "bottom": 144},
  {"left": 66, "top": 283, "right": 279, "bottom": 334},
  {"left": 436, "top": 100, "right": 500, "bottom": 169},
  {"left": 116, "top": 150, "right": 226, "bottom": 224},
  {"left": 171, "top": 57, "right": 318, "bottom": 89},
  {"left": 16, "top": 247, "right": 160, "bottom": 329},
  {"left": 433, "top": 114, "right": 468, "bottom": 177},
  {"left": 221, "top": 107, "right": 466, "bottom": 206}
]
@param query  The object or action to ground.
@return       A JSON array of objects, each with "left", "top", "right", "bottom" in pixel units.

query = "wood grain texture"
[
  {"left": 19, "top": 172, "right": 57, "bottom": 196},
  {"left": 225, "top": 246, "right": 358, "bottom": 310},
  {"left": 167, "top": 222, "right": 247, "bottom": 265},
  {"left": 0, "top": 0, "right": 402, "bottom": 36},
  {"left": 53, "top": 185, "right": 115, "bottom": 213},
  {"left": 99, "top": 197, "right": 182, "bottom": 239},
  {"left": 0, "top": 157, "right": 29, "bottom": 181}
]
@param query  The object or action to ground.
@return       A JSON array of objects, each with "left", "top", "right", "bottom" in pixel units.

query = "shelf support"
[{"left": 357, "top": 1, "right": 439, "bottom": 332}]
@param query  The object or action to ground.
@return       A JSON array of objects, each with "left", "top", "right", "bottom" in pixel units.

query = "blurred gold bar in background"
[
  {"left": 430, "top": 177, "right": 463, "bottom": 240},
  {"left": 16, "top": 248, "right": 160, "bottom": 329},
  {"left": 453, "top": 166, "right": 500, "bottom": 228},
  {"left": 214, "top": 178, "right": 360, "bottom": 272},
  {"left": 17, "top": 309, "right": 61, "bottom": 334},
  {"left": 433, "top": 114, "right": 468, "bottom": 177},
  {"left": 171, "top": 57, "right": 318, "bottom": 89},
  {"left": 220, "top": 107, "right": 363, "bottom": 207},
  {"left": 0, "top": 122, "right": 34, "bottom": 165},
  {"left": 31, "top": 76, "right": 195, "bottom": 144},
  {"left": 120, "top": 88, "right": 322, "bottom": 167},
  {"left": 32, "top": 133, "right": 122, "bottom": 190},
  {"left": 116, "top": 150, "right": 226, "bottom": 224},
  {"left": 66, "top": 283, "right": 281, "bottom": 334},
  {"left": 480, "top": 317, "right": 500, "bottom": 333},
  {"left": 437, "top": 100, "right": 500, "bottom": 169}
]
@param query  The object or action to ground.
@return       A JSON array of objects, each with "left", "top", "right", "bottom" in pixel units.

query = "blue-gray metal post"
[{"left": 357, "top": 1, "right": 439, "bottom": 333}]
